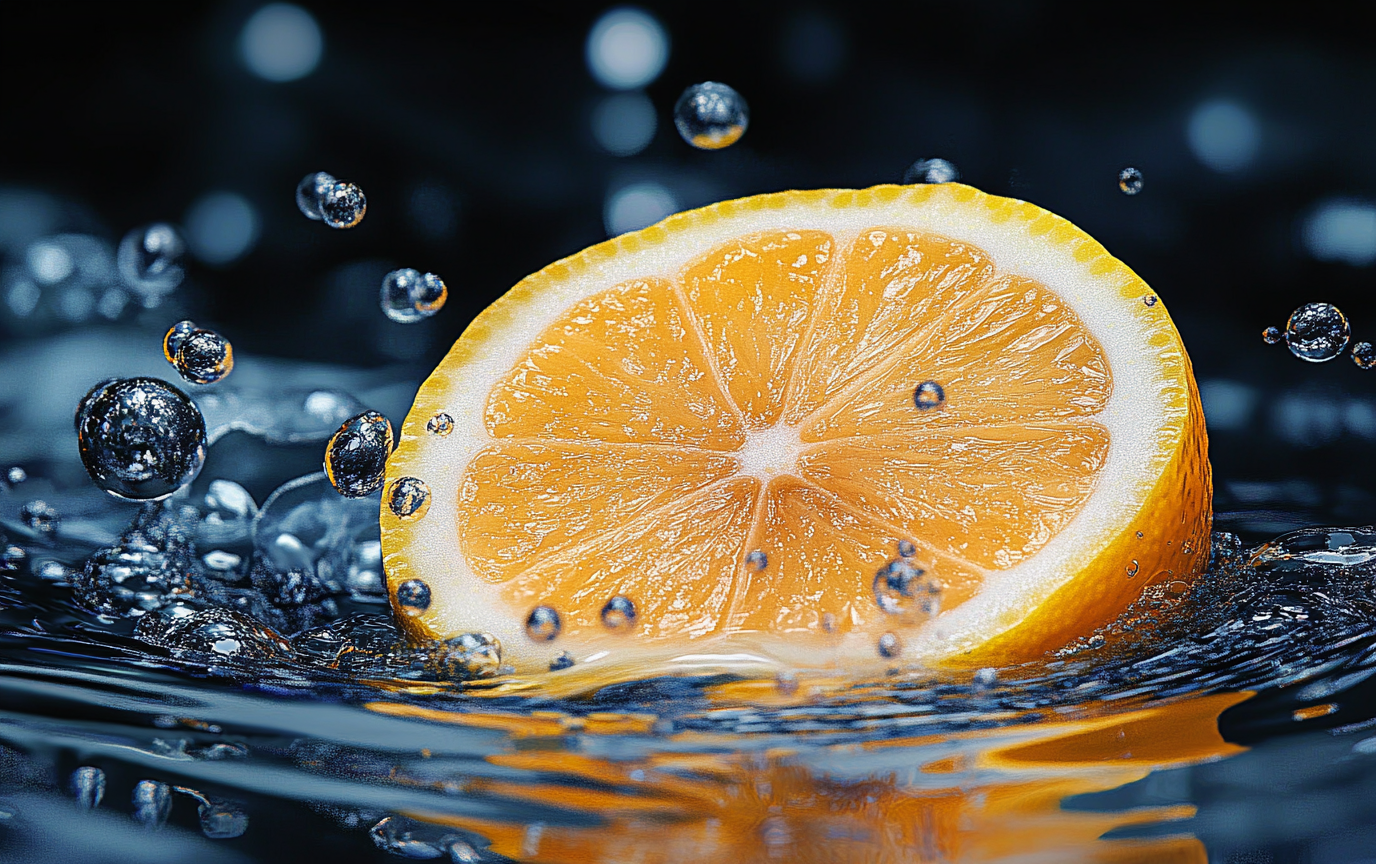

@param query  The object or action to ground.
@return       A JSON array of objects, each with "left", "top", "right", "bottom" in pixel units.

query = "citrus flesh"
[{"left": 381, "top": 183, "right": 1211, "bottom": 678}]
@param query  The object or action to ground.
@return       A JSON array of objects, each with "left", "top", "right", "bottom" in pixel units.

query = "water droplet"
[
  {"left": 387, "top": 477, "right": 430, "bottom": 520},
  {"left": 902, "top": 158, "right": 960, "bottom": 184},
  {"left": 913, "top": 381, "right": 946, "bottom": 410},
  {"left": 75, "top": 377, "right": 207, "bottom": 500},
  {"left": 673, "top": 82, "right": 749, "bottom": 150},
  {"left": 877, "top": 632, "right": 901, "bottom": 658},
  {"left": 746, "top": 550, "right": 768, "bottom": 571},
  {"left": 426, "top": 412, "right": 454, "bottom": 436},
  {"left": 396, "top": 579, "right": 431, "bottom": 616},
  {"left": 132, "top": 780, "right": 172, "bottom": 830},
  {"left": 0, "top": 545, "right": 25, "bottom": 572},
  {"left": 525, "top": 605, "right": 562, "bottom": 641},
  {"left": 1262, "top": 325, "right": 1284, "bottom": 345},
  {"left": 117, "top": 223, "right": 186, "bottom": 299},
  {"left": 549, "top": 651, "right": 575, "bottom": 671},
  {"left": 897, "top": 539, "right": 917, "bottom": 558},
  {"left": 172, "top": 327, "right": 234, "bottom": 385},
  {"left": 972, "top": 667, "right": 999, "bottom": 689},
  {"left": 873, "top": 559, "right": 940, "bottom": 616},
  {"left": 433, "top": 632, "right": 503, "bottom": 680},
  {"left": 196, "top": 797, "right": 249, "bottom": 839},
  {"left": 20, "top": 500, "right": 59, "bottom": 534},
  {"left": 1118, "top": 167, "right": 1144, "bottom": 195},
  {"left": 412, "top": 272, "right": 447, "bottom": 314},
  {"left": 1354, "top": 341, "right": 1376, "bottom": 370},
  {"left": 324, "top": 411, "right": 393, "bottom": 498},
  {"left": 320, "top": 180, "right": 367, "bottom": 229},
  {"left": 379, "top": 268, "right": 449, "bottom": 323},
  {"left": 1285, "top": 302, "right": 1350, "bottom": 362},
  {"left": 1142, "top": 295, "right": 1157, "bottom": 307},
  {"left": 295, "top": 171, "right": 335, "bottom": 221},
  {"left": 1136, "top": 531, "right": 1144, "bottom": 539},
  {"left": 162, "top": 320, "right": 196, "bottom": 364},
  {"left": 70, "top": 766, "right": 106, "bottom": 810},
  {"left": 1126, "top": 559, "right": 1140, "bottom": 577},
  {"left": 601, "top": 595, "right": 637, "bottom": 631}
]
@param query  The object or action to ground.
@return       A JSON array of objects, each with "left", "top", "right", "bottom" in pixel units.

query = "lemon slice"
[{"left": 381, "top": 183, "right": 1211, "bottom": 677}]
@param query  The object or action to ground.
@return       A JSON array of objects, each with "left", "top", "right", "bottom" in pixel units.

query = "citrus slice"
[{"left": 381, "top": 183, "right": 1211, "bottom": 677}]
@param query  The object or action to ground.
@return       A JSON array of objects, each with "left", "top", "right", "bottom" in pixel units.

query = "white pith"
[{"left": 383, "top": 185, "right": 1185, "bottom": 675}]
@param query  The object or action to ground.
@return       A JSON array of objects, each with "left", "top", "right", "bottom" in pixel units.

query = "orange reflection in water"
[{"left": 366, "top": 689, "right": 1250, "bottom": 863}]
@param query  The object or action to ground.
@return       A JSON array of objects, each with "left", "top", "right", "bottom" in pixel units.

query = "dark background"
[{"left": 3, "top": 0, "right": 1375, "bottom": 537}]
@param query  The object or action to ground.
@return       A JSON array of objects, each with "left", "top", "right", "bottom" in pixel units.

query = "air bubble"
[
  {"left": 878, "top": 632, "right": 901, "bottom": 658},
  {"left": 71, "top": 766, "right": 106, "bottom": 811},
  {"left": 380, "top": 268, "right": 448, "bottom": 323},
  {"left": 387, "top": 477, "right": 430, "bottom": 520},
  {"left": 525, "top": 606, "right": 562, "bottom": 642},
  {"left": 1262, "top": 325, "right": 1284, "bottom": 345},
  {"left": 913, "top": 381, "right": 946, "bottom": 410},
  {"left": 1118, "top": 167, "right": 1144, "bottom": 195},
  {"left": 426, "top": 412, "right": 454, "bottom": 436},
  {"left": 75, "top": 377, "right": 207, "bottom": 500},
  {"left": 873, "top": 559, "right": 941, "bottom": 616},
  {"left": 411, "top": 273, "right": 447, "bottom": 314},
  {"left": 171, "top": 327, "right": 234, "bottom": 385},
  {"left": 1285, "top": 302, "right": 1350, "bottom": 362},
  {"left": 295, "top": 171, "right": 335, "bottom": 221},
  {"left": 132, "top": 780, "right": 172, "bottom": 830},
  {"left": 117, "top": 223, "right": 186, "bottom": 300},
  {"left": 902, "top": 158, "right": 960, "bottom": 184},
  {"left": 746, "top": 550, "right": 768, "bottom": 571},
  {"left": 324, "top": 411, "right": 393, "bottom": 498},
  {"left": 162, "top": 320, "right": 196, "bottom": 364},
  {"left": 396, "top": 579, "right": 431, "bottom": 616},
  {"left": 673, "top": 82, "right": 749, "bottom": 150},
  {"left": 549, "top": 651, "right": 575, "bottom": 671},
  {"left": 1143, "top": 295, "right": 1157, "bottom": 307},
  {"left": 320, "top": 181, "right": 367, "bottom": 229},
  {"left": 1353, "top": 341, "right": 1375, "bottom": 370},
  {"left": 601, "top": 595, "right": 637, "bottom": 631}
]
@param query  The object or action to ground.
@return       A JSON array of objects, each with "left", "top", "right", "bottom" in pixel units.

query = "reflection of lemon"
[{"left": 381, "top": 183, "right": 1211, "bottom": 675}]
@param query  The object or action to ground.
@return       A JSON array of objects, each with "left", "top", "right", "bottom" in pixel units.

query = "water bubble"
[
  {"left": 673, "top": 82, "right": 749, "bottom": 150},
  {"left": 426, "top": 412, "right": 454, "bottom": 436},
  {"left": 196, "top": 797, "right": 249, "bottom": 839},
  {"left": 897, "top": 539, "right": 916, "bottom": 558},
  {"left": 320, "top": 181, "right": 367, "bottom": 229},
  {"left": 433, "top": 632, "right": 503, "bottom": 680},
  {"left": 172, "top": 327, "right": 234, "bottom": 385},
  {"left": 1118, "top": 167, "right": 1144, "bottom": 195},
  {"left": 873, "top": 559, "right": 941, "bottom": 616},
  {"left": 117, "top": 223, "right": 186, "bottom": 299},
  {"left": 199, "top": 479, "right": 258, "bottom": 546},
  {"left": 412, "top": 272, "right": 447, "bottom": 314},
  {"left": 387, "top": 477, "right": 431, "bottom": 520},
  {"left": 746, "top": 550, "right": 768, "bottom": 571},
  {"left": 1143, "top": 295, "right": 1158, "bottom": 307},
  {"left": 1285, "top": 302, "right": 1350, "bottom": 362},
  {"left": 132, "top": 780, "right": 172, "bottom": 830},
  {"left": 1262, "top": 325, "right": 1283, "bottom": 345},
  {"left": 877, "top": 632, "right": 901, "bottom": 658},
  {"left": 396, "top": 579, "right": 431, "bottom": 616},
  {"left": 525, "top": 606, "right": 562, "bottom": 641},
  {"left": 324, "top": 411, "right": 393, "bottom": 498},
  {"left": 70, "top": 766, "right": 106, "bottom": 810},
  {"left": 19, "top": 500, "right": 59, "bottom": 534},
  {"left": 5, "top": 466, "right": 25, "bottom": 486},
  {"left": 76, "top": 377, "right": 207, "bottom": 500},
  {"left": 380, "top": 269, "right": 447, "bottom": 323},
  {"left": 1354, "top": 342, "right": 1376, "bottom": 369},
  {"left": 162, "top": 320, "right": 196, "bottom": 363},
  {"left": 972, "top": 667, "right": 999, "bottom": 689},
  {"left": 902, "top": 158, "right": 960, "bottom": 184},
  {"left": 601, "top": 595, "right": 637, "bottom": 631},
  {"left": 913, "top": 381, "right": 946, "bottom": 410},
  {"left": 549, "top": 651, "right": 575, "bottom": 671},
  {"left": 295, "top": 171, "right": 335, "bottom": 221}
]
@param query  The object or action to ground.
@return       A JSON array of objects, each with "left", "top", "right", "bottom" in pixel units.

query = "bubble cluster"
[
  {"left": 1285, "top": 302, "right": 1350, "bottom": 362},
  {"left": 379, "top": 268, "right": 448, "bottom": 323},
  {"left": 525, "top": 605, "right": 562, "bottom": 641},
  {"left": 873, "top": 559, "right": 940, "bottom": 616},
  {"left": 1354, "top": 341, "right": 1376, "bottom": 370},
  {"left": 673, "top": 82, "right": 749, "bottom": 150},
  {"left": 76, "top": 377, "right": 207, "bottom": 500},
  {"left": 396, "top": 578, "right": 431, "bottom": 615},
  {"left": 296, "top": 171, "right": 367, "bottom": 229},
  {"left": 117, "top": 223, "right": 186, "bottom": 301},
  {"left": 323, "top": 410, "right": 393, "bottom": 498},
  {"left": 1118, "top": 167, "right": 1144, "bottom": 195},
  {"left": 601, "top": 595, "right": 637, "bottom": 631},
  {"left": 163, "top": 321, "right": 234, "bottom": 385},
  {"left": 902, "top": 158, "right": 960, "bottom": 185},
  {"left": 913, "top": 381, "right": 946, "bottom": 410}
]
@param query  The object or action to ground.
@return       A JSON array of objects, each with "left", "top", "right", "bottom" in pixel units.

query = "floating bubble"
[
  {"left": 877, "top": 632, "right": 901, "bottom": 658},
  {"left": 162, "top": 320, "right": 196, "bottom": 364},
  {"left": 549, "top": 651, "right": 575, "bottom": 671},
  {"left": 1354, "top": 341, "right": 1376, "bottom": 370},
  {"left": 913, "top": 381, "right": 946, "bottom": 410},
  {"left": 673, "top": 82, "right": 749, "bottom": 150},
  {"left": 379, "top": 268, "right": 448, "bottom": 323},
  {"left": 199, "top": 479, "right": 258, "bottom": 546},
  {"left": 601, "top": 595, "right": 637, "bottom": 631},
  {"left": 71, "top": 766, "right": 106, "bottom": 811},
  {"left": 387, "top": 477, "right": 430, "bottom": 520},
  {"left": 19, "top": 500, "right": 59, "bottom": 534},
  {"left": 294, "top": 171, "right": 335, "bottom": 221},
  {"left": 585, "top": 8, "right": 668, "bottom": 90},
  {"left": 76, "top": 377, "right": 207, "bottom": 500},
  {"left": 426, "top": 412, "right": 454, "bottom": 436},
  {"left": 412, "top": 272, "right": 447, "bottom": 314},
  {"left": 902, "top": 158, "right": 960, "bottom": 185},
  {"left": 525, "top": 605, "right": 562, "bottom": 641},
  {"left": 1285, "top": 302, "right": 1350, "bottom": 362},
  {"left": 132, "top": 780, "right": 173, "bottom": 830},
  {"left": 323, "top": 411, "right": 393, "bottom": 498},
  {"left": 320, "top": 181, "right": 366, "bottom": 229},
  {"left": 746, "top": 550, "right": 768, "bottom": 572},
  {"left": 1118, "top": 167, "right": 1144, "bottom": 195},
  {"left": 396, "top": 579, "right": 431, "bottom": 616},
  {"left": 1262, "top": 325, "right": 1283, "bottom": 345},
  {"left": 117, "top": 223, "right": 186, "bottom": 299},
  {"left": 172, "top": 327, "right": 234, "bottom": 385},
  {"left": 873, "top": 559, "right": 940, "bottom": 616}
]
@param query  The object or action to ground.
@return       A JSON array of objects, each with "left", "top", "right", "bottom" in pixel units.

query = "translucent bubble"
[
  {"left": 132, "top": 780, "right": 172, "bottom": 830},
  {"left": 196, "top": 797, "right": 249, "bottom": 839},
  {"left": 295, "top": 171, "right": 335, "bottom": 221},
  {"left": 320, "top": 181, "right": 366, "bottom": 229},
  {"left": 199, "top": 479, "right": 258, "bottom": 546},
  {"left": 913, "top": 381, "right": 946, "bottom": 410},
  {"left": 387, "top": 477, "right": 430, "bottom": 520},
  {"left": 426, "top": 412, "right": 454, "bottom": 436},
  {"left": 396, "top": 578, "right": 431, "bottom": 615},
  {"left": 20, "top": 500, "right": 59, "bottom": 534},
  {"left": 902, "top": 158, "right": 960, "bottom": 184},
  {"left": 1262, "top": 325, "right": 1283, "bottom": 345},
  {"left": 1126, "top": 559, "right": 1140, "bottom": 577},
  {"left": 412, "top": 272, "right": 447, "bottom": 314},
  {"left": 162, "top": 320, "right": 196, "bottom": 364},
  {"left": 1354, "top": 341, "right": 1376, "bottom": 370},
  {"left": 324, "top": 410, "right": 393, "bottom": 498},
  {"left": 173, "top": 328, "right": 234, "bottom": 385},
  {"left": 76, "top": 377, "right": 207, "bottom": 500},
  {"left": 1285, "top": 302, "right": 1350, "bottom": 362},
  {"left": 877, "top": 632, "right": 901, "bottom": 658},
  {"left": 872, "top": 559, "right": 940, "bottom": 616},
  {"left": 379, "top": 268, "right": 447, "bottom": 323},
  {"left": 70, "top": 766, "right": 106, "bottom": 810},
  {"left": 601, "top": 595, "right": 637, "bottom": 631},
  {"left": 117, "top": 223, "right": 186, "bottom": 299},
  {"left": 673, "top": 82, "right": 749, "bottom": 150},
  {"left": 1118, "top": 167, "right": 1144, "bottom": 195},
  {"left": 525, "top": 605, "right": 562, "bottom": 641},
  {"left": 549, "top": 651, "right": 575, "bottom": 671},
  {"left": 745, "top": 550, "right": 768, "bottom": 572}
]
